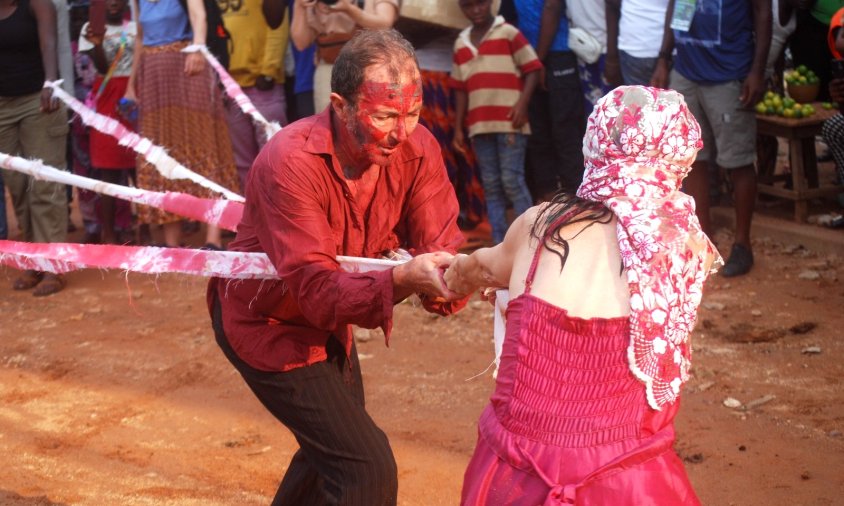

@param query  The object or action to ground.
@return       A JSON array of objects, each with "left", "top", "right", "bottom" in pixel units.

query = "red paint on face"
[{"left": 344, "top": 63, "right": 423, "bottom": 167}]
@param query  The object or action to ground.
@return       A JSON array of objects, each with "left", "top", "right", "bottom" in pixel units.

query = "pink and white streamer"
[
  {"left": 0, "top": 241, "right": 276, "bottom": 279},
  {"left": 184, "top": 45, "right": 282, "bottom": 143},
  {"left": 0, "top": 241, "right": 405, "bottom": 280},
  {"left": 1, "top": 153, "right": 244, "bottom": 232},
  {"left": 44, "top": 80, "right": 244, "bottom": 202}
]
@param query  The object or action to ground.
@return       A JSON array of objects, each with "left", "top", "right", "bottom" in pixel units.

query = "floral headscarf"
[{"left": 577, "top": 86, "right": 722, "bottom": 410}]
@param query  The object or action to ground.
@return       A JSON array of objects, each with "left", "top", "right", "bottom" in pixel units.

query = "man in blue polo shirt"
[
  {"left": 652, "top": 0, "right": 771, "bottom": 277},
  {"left": 513, "top": 0, "right": 586, "bottom": 200}
]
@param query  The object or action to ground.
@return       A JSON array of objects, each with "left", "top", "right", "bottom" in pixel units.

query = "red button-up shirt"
[{"left": 207, "top": 109, "right": 467, "bottom": 372}]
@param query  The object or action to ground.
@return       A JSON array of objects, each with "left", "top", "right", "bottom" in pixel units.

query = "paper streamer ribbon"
[
  {"left": 0, "top": 241, "right": 406, "bottom": 280},
  {"left": 183, "top": 44, "right": 282, "bottom": 143},
  {"left": 492, "top": 289, "right": 509, "bottom": 378},
  {"left": 44, "top": 80, "right": 244, "bottom": 202},
  {"left": 0, "top": 153, "right": 243, "bottom": 232},
  {"left": 0, "top": 237, "right": 501, "bottom": 376}
]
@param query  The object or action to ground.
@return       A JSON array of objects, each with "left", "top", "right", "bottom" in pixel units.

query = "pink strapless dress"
[{"left": 461, "top": 287, "right": 701, "bottom": 505}]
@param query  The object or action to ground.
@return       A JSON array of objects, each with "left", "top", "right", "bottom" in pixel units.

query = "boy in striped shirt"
[{"left": 450, "top": 0, "right": 542, "bottom": 244}]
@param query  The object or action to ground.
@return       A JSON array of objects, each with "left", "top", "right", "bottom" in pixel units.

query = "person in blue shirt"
[
  {"left": 652, "top": 0, "right": 772, "bottom": 277},
  {"left": 513, "top": 0, "right": 586, "bottom": 201}
]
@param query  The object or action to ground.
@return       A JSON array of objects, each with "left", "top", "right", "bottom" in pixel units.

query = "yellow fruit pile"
[
  {"left": 755, "top": 91, "right": 816, "bottom": 118},
  {"left": 785, "top": 65, "right": 820, "bottom": 86}
]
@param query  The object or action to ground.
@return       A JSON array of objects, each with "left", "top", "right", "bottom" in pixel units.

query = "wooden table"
[{"left": 756, "top": 104, "right": 844, "bottom": 222}]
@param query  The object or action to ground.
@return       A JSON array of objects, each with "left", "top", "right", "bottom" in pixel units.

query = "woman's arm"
[
  {"left": 290, "top": 0, "right": 318, "bottom": 50},
  {"left": 31, "top": 0, "right": 59, "bottom": 112},
  {"left": 82, "top": 24, "right": 110, "bottom": 74},
  {"left": 184, "top": 0, "right": 207, "bottom": 75},
  {"left": 335, "top": 0, "right": 397, "bottom": 30},
  {"left": 125, "top": 4, "right": 142, "bottom": 100},
  {"left": 444, "top": 208, "right": 535, "bottom": 295}
]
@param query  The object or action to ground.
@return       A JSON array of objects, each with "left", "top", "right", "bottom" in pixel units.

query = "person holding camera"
[{"left": 290, "top": 0, "right": 398, "bottom": 113}]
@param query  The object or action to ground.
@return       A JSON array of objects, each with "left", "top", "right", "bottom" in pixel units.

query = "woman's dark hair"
[
  {"left": 529, "top": 191, "right": 614, "bottom": 272},
  {"left": 331, "top": 29, "right": 418, "bottom": 106}
]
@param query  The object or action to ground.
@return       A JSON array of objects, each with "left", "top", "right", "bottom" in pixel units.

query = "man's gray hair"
[{"left": 331, "top": 29, "right": 419, "bottom": 106}]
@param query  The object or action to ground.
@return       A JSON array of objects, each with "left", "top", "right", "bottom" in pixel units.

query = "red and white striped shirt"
[{"left": 449, "top": 15, "right": 543, "bottom": 137}]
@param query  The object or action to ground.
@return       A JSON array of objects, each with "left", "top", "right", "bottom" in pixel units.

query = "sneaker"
[{"left": 721, "top": 243, "right": 754, "bottom": 277}]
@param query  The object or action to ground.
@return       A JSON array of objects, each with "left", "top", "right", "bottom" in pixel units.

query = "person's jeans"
[
  {"left": 0, "top": 92, "right": 68, "bottom": 243},
  {"left": 619, "top": 51, "right": 658, "bottom": 87},
  {"left": 472, "top": 133, "right": 532, "bottom": 244}
]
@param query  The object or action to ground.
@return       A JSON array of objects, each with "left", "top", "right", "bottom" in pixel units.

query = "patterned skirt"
[
  {"left": 419, "top": 69, "right": 486, "bottom": 228},
  {"left": 135, "top": 41, "right": 238, "bottom": 225}
]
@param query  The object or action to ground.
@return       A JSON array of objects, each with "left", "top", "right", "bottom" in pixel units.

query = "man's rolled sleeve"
[{"left": 403, "top": 133, "right": 470, "bottom": 315}]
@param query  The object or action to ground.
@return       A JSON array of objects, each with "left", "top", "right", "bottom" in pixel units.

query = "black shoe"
[{"left": 721, "top": 243, "right": 754, "bottom": 277}]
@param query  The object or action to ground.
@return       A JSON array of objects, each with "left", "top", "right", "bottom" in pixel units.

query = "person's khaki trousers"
[{"left": 0, "top": 92, "right": 69, "bottom": 243}]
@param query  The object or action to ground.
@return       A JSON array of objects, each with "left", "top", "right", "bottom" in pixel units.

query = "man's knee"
[{"left": 330, "top": 442, "right": 397, "bottom": 505}]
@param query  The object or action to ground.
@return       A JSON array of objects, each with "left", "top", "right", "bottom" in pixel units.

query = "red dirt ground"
[{"left": 1, "top": 201, "right": 843, "bottom": 505}]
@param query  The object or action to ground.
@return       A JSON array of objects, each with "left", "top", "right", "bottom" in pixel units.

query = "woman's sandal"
[
  {"left": 12, "top": 270, "right": 43, "bottom": 290},
  {"left": 32, "top": 273, "right": 65, "bottom": 297}
]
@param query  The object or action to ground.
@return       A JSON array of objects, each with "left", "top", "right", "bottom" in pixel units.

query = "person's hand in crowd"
[
  {"left": 122, "top": 83, "right": 137, "bottom": 102},
  {"left": 830, "top": 78, "right": 844, "bottom": 112},
  {"left": 184, "top": 51, "right": 206, "bottom": 76},
  {"left": 650, "top": 58, "right": 670, "bottom": 89},
  {"left": 603, "top": 55, "right": 623, "bottom": 88},
  {"left": 393, "top": 251, "right": 461, "bottom": 302},
  {"left": 509, "top": 99, "right": 530, "bottom": 129},
  {"left": 83, "top": 25, "right": 104, "bottom": 46},
  {"left": 327, "top": 0, "right": 356, "bottom": 13},
  {"left": 255, "top": 74, "right": 275, "bottom": 91},
  {"left": 538, "top": 66, "right": 547, "bottom": 91},
  {"left": 297, "top": 0, "right": 317, "bottom": 8},
  {"left": 452, "top": 129, "right": 467, "bottom": 157},
  {"left": 40, "top": 86, "right": 59, "bottom": 113},
  {"left": 740, "top": 70, "right": 765, "bottom": 108}
]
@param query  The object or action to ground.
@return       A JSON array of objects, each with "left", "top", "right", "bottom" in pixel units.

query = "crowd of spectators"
[{"left": 2, "top": 0, "right": 844, "bottom": 296}]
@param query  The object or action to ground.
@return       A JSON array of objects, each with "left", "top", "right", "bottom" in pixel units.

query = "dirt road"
[{"left": 1, "top": 224, "right": 843, "bottom": 505}]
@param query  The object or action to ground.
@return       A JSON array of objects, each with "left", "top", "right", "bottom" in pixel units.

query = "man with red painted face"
[{"left": 207, "top": 29, "right": 468, "bottom": 505}]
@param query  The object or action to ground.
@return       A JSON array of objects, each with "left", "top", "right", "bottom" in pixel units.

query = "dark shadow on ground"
[{"left": 0, "top": 491, "right": 70, "bottom": 506}]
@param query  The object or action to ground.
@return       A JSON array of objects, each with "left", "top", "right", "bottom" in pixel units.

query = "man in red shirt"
[{"left": 208, "top": 29, "right": 467, "bottom": 505}]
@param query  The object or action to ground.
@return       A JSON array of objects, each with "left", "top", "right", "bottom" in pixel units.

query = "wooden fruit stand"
[{"left": 756, "top": 104, "right": 844, "bottom": 222}]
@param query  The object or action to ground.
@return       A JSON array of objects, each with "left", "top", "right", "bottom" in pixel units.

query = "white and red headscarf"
[{"left": 577, "top": 86, "right": 722, "bottom": 410}]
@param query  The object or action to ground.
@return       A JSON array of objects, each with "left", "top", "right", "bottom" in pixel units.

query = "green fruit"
[
  {"left": 755, "top": 102, "right": 768, "bottom": 114},
  {"left": 797, "top": 64, "right": 809, "bottom": 75},
  {"left": 783, "top": 108, "right": 795, "bottom": 118},
  {"left": 784, "top": 98, "right": 796, "bottom": 108},
  {"left": 823, "top": 102, "right": 834, "bottom": 109}
]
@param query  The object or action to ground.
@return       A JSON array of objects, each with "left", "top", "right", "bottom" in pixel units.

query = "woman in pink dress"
[{"left": 444, "top": 85, "right": 722, "bottom": 505}]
